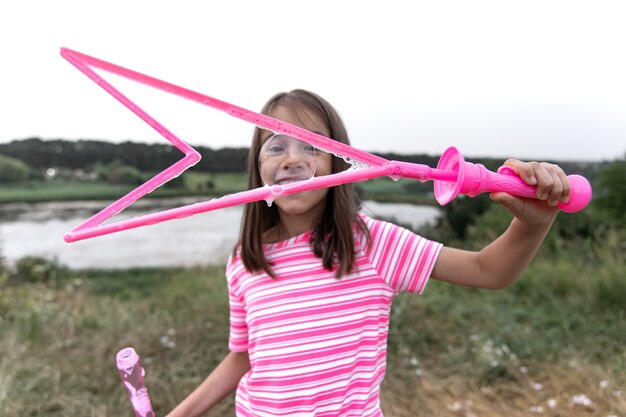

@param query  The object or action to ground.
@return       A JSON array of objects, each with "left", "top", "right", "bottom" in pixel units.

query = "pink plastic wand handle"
[
  {"left": 116, "top": 347, "right": 155, "bottom": 417},
  {"left": 433, "top": 147, "right": 593, "bottom": 213}
]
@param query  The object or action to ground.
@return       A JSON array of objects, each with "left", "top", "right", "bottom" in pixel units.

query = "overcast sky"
[{"left": 1, "top": 0, "right": 624, "bottom": 162}]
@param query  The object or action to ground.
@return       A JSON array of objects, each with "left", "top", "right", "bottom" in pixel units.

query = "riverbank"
[
  {"left": 0, "top": 177, "right": 239, "bottom": 203},
  {"left": 0, "top": 176, "right": 437, "bottom": 205},
  {"left": 1, "top": 260, "right": 623, "bottom": 417}
]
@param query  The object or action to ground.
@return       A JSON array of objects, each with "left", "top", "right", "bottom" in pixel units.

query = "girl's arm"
[
  {"left": 431, "top": 159, "right": 570, "bottom": 290},
  {"left": 165, "top": 351, "right": 250, "bottom": 417}
]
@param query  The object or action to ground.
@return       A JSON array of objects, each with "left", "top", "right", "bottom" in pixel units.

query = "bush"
[
  {"left": 0, "top": 154, "right": 30, "bottom": 182},
  {"left": 593, "top": 155, "right": 626, "bottom": 225},
  {"left": 590, "top": 228, "right": 626, "bottom": 311},
  {"left": 439, "top": 194, "right": 492, "bottom": 241},
  {"left": 95, "top": 160, "right": 144, "bottom": 184},
  {"left": 162, "top": 174, "right": 186, "bottom": 189},
  {"left": 10, "top": 257, "right": 69, "bottom": 285},
  {"left": 464, "top": 204, "right": 512, "bottom": 248}
]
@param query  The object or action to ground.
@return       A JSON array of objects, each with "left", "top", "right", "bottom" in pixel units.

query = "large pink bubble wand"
[
  {"left": 116, "top": 347, "right": 155, "bottom": 417},
  {"left": 60, "top": 48, "right": 592, "bottom": 243}
]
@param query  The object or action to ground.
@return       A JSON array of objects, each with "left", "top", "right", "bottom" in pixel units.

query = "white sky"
[{"left": 1, "top": 0, "right": 625, "bottom": 162}]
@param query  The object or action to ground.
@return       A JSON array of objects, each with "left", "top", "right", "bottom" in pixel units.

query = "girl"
[{"left": 166, "top": 89, "right": 570, "bottom": 417}]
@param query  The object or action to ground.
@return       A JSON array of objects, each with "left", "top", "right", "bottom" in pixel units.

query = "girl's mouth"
[{"left": 274, "top": 176, "right": 311, "bottom": 185}]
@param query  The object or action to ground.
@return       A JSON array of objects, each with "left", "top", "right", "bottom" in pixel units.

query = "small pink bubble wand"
[
  {"left": 60, "top": 48, "right": 593, "bottom": 243},
  {"left": 116, "top": 347, "right": 155, "bottom": 417}
]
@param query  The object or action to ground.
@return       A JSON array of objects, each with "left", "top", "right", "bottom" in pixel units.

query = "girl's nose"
[{"left": 281, "top": 147, "right": 309, "bottom": 167}]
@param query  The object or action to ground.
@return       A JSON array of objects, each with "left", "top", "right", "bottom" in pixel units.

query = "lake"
[{"left": 0, "top": 199, "right": 440, "bottom": 269}]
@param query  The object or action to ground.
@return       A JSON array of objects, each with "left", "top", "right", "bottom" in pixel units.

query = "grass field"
[
  {"left": 1, "top": 234, "right": 624, "bottom": 416},
  {"left": 0, "top": 173, "right": 435, "bottom": 204},
  {"left": 0, "top": 173, "right": 250, "bottom": 203},
  {"left": 0, "top": 182, "right": 136, "bottom": 203}
]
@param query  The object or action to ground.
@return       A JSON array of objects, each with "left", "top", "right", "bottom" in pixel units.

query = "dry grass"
[{"left": 381, "top": 359, "right": 624, "bottom": 417}]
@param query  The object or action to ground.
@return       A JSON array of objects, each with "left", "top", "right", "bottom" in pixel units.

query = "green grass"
[
  {"left": 0, "top": 173, "right": 251, "bottom": 203},
  {"left": 358, "top": 177, "right": 411, "bottom": 194},
  {"left": 0, "top": 174, "right": 437, "bottom": 204},
  {"left": 0, "top": 266, "right": 233, "bottom": 417},
  {"left": 0, "top": 182, "right": 135, "bottom": 202},
  {"left": 1, "top": 238, "right": 624, "bottom": 416}
]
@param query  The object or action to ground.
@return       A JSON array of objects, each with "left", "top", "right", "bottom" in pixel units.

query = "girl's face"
[{"left": 259, "top": 105, "right": 333, "bottom": 217}]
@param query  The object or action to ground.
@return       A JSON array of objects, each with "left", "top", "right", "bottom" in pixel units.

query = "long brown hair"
[{"left": 235, "top": 89, "right": 370, "bottom": 278}]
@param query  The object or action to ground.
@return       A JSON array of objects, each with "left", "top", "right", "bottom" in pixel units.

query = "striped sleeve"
[
  {"left": 363, "top": 215, "right": 443, "bottom": 294},
  {"left": 225, "top": 255, "right": 249, "bottom": 352}
]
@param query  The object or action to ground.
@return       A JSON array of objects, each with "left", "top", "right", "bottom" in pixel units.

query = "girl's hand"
[{"left": 489, "top": 159, "right": 571, "bottom": 227}]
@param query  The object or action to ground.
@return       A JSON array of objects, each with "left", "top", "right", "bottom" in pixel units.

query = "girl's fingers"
[
  {"left": 490, "top": 192, "right": 524, "bottom": 214},
  {"left": 503, "top": 159, "right": 571, "bottom": 206},
  {"left": 534, "top": 163, "right": 573, "bottom": 206},
  {"left": 529, "top": 162, "right": 554, "bottom": 202},
  {"left": 545, "top": 167, "right": 564, "bottom": 206},
  {"left": 555, "top": 167, "right": 571, "bottom": 203},
  {"left": 503, "top": 159, "right": 537, "bottom": 185}
]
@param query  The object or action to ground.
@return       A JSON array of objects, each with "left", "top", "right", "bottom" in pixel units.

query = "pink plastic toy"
[
  {"left": 116, "top": 347, "right": 155, "bottom": 417},
  {"left": 60, "top": 48, "right": 592, "bottom": 243}
]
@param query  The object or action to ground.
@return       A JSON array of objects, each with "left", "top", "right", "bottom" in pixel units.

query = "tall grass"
[
  {"left": 0, "top": 266, "right": 235, "bottom": 416},
  {"left": 1, "top": 237, "right": 624, "bottom": 416}
]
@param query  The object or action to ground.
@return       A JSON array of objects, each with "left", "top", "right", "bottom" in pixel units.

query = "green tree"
[
  {"left": 593, "top": 155, "right": 626, "bottom": 224},
  {"left": 0, "top": 154, "right": 30, "bottom": 182},
  {"left": 95, "top": 160, "right": 144, "bottom": 184},
  {"left": 441, "top": 194, "right": 492, "bottom": 240}
]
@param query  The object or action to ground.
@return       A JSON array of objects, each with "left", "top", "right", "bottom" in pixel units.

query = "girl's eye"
[
  {"left": 303, "top": 145, "right": 317, "bottom": 154},
  {"left": 268, "top": 145, "right": 285, "bottom": 153}
]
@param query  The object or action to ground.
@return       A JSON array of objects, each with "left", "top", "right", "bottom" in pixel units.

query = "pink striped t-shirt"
[{"left": 226, "top": 214, "right": 443, "bottom": 416}]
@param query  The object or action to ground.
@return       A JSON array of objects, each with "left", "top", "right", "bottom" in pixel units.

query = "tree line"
[
  {"left": 0, "top": 138, "right": 249, "bottom": 173},
  {"left": 1, "top": 137, "right": 624, "bottom": 234},
  {"left": 0, "top": 137, "right": 598, "bottom": 178}
]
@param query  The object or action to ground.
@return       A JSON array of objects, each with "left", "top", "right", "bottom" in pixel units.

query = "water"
[
  {"left": 361, "top": 201, "right": 440, "bottom": 231},
  {"left": 0, "top": 199, "right": 440, "bottom": 269}
]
